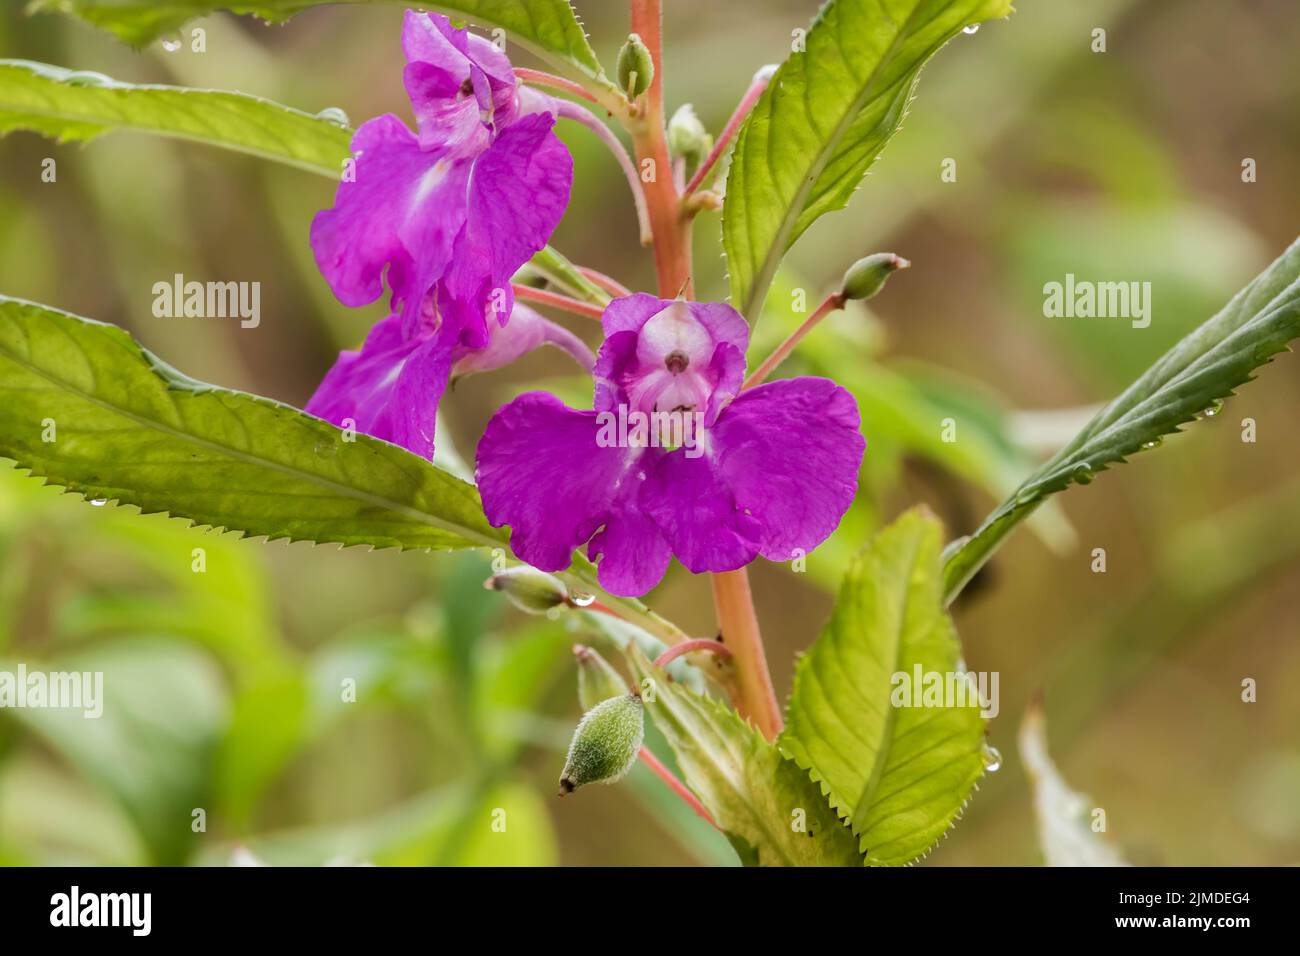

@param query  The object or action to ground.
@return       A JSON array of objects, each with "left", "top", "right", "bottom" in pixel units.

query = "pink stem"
[
  {"left": 555, "top": 101, "right": 653, "bottom": 246},
  {"left": 742, "top": 291, "right": 845, "bottom": 390},
  {"left": 512, "top": 284, "right": 605, "bottom": 319},
  {"left": 684, "top": 70, "right": 771, "bottom": 196},
  {"left": 639, "top": 746, "right": 718, "bottom": 829},
  {"left": 653, "top": 638, "right": 732, "bottom": 670},
  {"left": 513, "top": 67, "right": 600, "bottom": 105},
  {"left": 578, "top": 267, "right": 633, "bottom": 298}
]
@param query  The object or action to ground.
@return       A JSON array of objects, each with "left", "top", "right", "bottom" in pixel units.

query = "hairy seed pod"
[
  {"left": 573, "top": 645, "right": 628, "bottom": 710},
  {"left": 484, "top": 565, "right": 568, "bottom": 614},
  {"left": 840, "top": 252, "right": 910, "bottom": 301},
  {"left": 616, "top": 33, "right": 654, "bottom": 100},
  {"left": 559, "top": 694, "right": 644, "bottom": 794}
]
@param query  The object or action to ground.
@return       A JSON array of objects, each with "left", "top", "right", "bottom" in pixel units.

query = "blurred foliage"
[{"left": 1, "top": 0, "right": 1298, "bottom": 865}]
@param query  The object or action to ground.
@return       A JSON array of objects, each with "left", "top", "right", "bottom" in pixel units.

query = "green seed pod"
[
  {"left": 559, "top": 694, "right": 644, "bottom": 794},
  {"left": 484, "top": 565, "right": 568, "bottom": 614},
  {"left": 616, "top": 33, "right": 654, "bottom": 100},
  {"left": 573, "top": 645, "right": 628, "bottom": 710},
  {"left": 840, "top": 252, "right": 910, "bottom": 301},
  {"left": 668, "top": 104, "right": 712, "bottom": 167}
]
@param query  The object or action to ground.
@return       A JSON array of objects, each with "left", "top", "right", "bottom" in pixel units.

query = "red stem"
[
  {"left": 684, "top": 71, "right": 771, "bottom": 196},
  {"left": 629, "top": 0, "right": 693, "bottom": 298},
  {"left": 513, "top": 67, "right": 600, "bottom": 106},
  {"left": 653, "top": 638, "right": 732, "bottom": 669},
  {"left": 639, "top": 746, "right": 718, "bottom": 828},
  {"left": 512, "top": 283, "right": 605, "bottom": 319},
  {"left": 578, "top": 267, "right": 633, "bottom": 298},
  {"left": 742, "top": 291, "right": 845, "bottom": 390}
]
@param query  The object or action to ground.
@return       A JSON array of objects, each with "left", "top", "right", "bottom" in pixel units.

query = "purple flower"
[
  {"left": 307, "top": 303, "right": 593, "bottom": 459},
  {"left": 305, "top": 11, "right": 577, "bottom": 459},
  {"left": 475, "top": 295, "right": 866, "bottom": 596},
  {"left": 310, "top": 9, "right": 572, "bottom": 343}
]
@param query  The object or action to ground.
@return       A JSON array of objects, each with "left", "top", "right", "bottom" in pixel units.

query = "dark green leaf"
[
  {"left": 943, "top": 236, "right": 1300, "bottom": 604},
  {"left": 0, "top": 296, "right": 506, "bottom": 552},
  {"left": 723, "top": 0, "right": 1013, "bottom": 320}
]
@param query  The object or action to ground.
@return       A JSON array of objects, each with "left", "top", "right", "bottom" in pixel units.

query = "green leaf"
[
  {"left": 942, "top": 235, "right": 1300, "bottom": 604},
  {"left": 723, "top": 0, "right": 1013, "bottom": 320},
  {"left": 0, "top": 296, "right": 506, "bottom": 552},
  {"left": 1019, "top": 701, "right": 1128, "bottom": 867},
  {"left": 0, "top": 59, "right": 350, "bottom": 177},
  {"left": 781, "top": 508, "right": 987, "bottom": 865},
  {"left": 628, "top": 650, "right": 863, "bottom": 867},
  {"left": 29, "top": 0, "right": 613, "bottom": 95}
]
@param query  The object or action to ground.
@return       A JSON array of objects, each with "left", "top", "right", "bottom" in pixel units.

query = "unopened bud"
[
  {"left": 484, "top": 565, "right": 568, "bottom": 614},
  {"left": 668, "top": 104, "right": 712, "bottom": 166},
  {"left": 616, "top": 33, "right": 654, "bottom": 100},
  {"left": 573, "top": 645, "right": 628, "bottom": 710},
  {"left": 839, "top": 252, "right": 910, "bottom": 301},
  {"left": 559, "top": 694, "right": 644, "bottom": 794}
]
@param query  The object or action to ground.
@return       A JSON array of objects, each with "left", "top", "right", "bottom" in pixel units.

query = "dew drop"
[
  {"left": 1072, "top": 462, "right": 1094, "bottom": 485},
  {"left": 1202, "top": 399, "right": 1223, "bottom": 418},
  {"left": 89, "top": 498, "right": 108, "bottom": 507},
  {"left": 66, "top": 71, "right": 112, "bottom": 87},
  {"left": 1140, "top": 439, "right": 1161, "bottom": 451},
  {"left": 316, "top": 106, "right": 351, "bottom": 127},
  {"left": 160, "top": 33, "right": 183, "bottom": 53},
  {"left": 962, "top": 24, "right": 980, "bottom": 34},
  {"left": 568, "top": 591, "right": 595, "bottom": 608},
  {"left": 981, "top": 742, "right": 1002, "bottom": 773}
]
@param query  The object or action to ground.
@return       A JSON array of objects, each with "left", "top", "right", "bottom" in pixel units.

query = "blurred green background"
[{"left": 1, "top": 0, "right": 1298, "bottom": 865}]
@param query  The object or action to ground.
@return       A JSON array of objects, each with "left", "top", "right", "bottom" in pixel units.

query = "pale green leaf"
[
  {"left": 0, "top": 59, "right": 350, "bottom": 176},
  {"left": 781, "top": 508, "right": 986, "bottom": 865},
  {"left": 723, "top": 0, "right": 1013, "bottom": 320},
  {"left": 1019, "top": 702, "right": 1128, "bottom": 867},
  {"left": 29, "top": 0, "right": 613, "bottom": 95},
  {"left": 0, "top": 296, "right": 506, "bottom": 552},
  {"left": 943, "top": 235, "right": 1300, "bottom": 604},
  {"left": 628, "top": 650, "right": 863, "bottom": 867},
  {"left": 0, "top": 640, "right": 227, "bottom": 865}
]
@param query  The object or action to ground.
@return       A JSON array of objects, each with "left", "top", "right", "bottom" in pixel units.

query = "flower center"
[{"left": 664, "top": 350, "right": 689, "bottom": 373}]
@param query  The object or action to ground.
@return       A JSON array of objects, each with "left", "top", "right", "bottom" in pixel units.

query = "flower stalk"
[
  {"left": 684, "top": 67, "right": 772, "bottom": 196},
  {"left": 555, "top": 100, "right": 653, "bottom": 245},
  {"left": 511, "top": 283, "right": 605, "bottom": 319}
]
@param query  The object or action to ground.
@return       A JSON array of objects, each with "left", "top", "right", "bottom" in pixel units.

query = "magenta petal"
[
  {"left": 601, "top": 293, "right": 672, "bottom": 337},
  {"left": 451, "top": 303, "right": 594, "bottom": 377},
  {"left": 310, "top": 114, "right": 470, "bottom": 314},
  {"left": 401, "top": 11, "right": 517, "bottom": 147},
  {"left": 475, "top": 394, "right": 670, "bottom": 593},
  {"left": 305, "top": 314, "right": 453, "bottom": 460},
  {"left": 587, "top": 507, "right": 672, "bottom": 596},
  {"left": 439, "top": 112, "right": 573, "bottom": 347},
  {"left": 642, "top": 377, "right": 865, "bottom": 571}
]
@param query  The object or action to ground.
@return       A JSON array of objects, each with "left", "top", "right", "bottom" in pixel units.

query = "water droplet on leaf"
[
  {"left": 89, "top": 498, "right": 108, "bottom": 507},
  {"left": 568, "top": 591, "right": 595, "bottom": 608},
  {"left": 66, "top": 71, "right": 112, "bottom": 87},
  {"left": 160, "top": 33, "right": 183, "bottom": 53},
  {"left": 962, "top": 24, "right": 981, "bottom": 34},
  {"left": 1072, "top": 462, "right": 1094, "bottom": 485},
  {"left": 981, "top": 743, "right": 1002, "bottom": 772},
  {"left": 316, "top": 107, "right": 350, "bottom": 127}
]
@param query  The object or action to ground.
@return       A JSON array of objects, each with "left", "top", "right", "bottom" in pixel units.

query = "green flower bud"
[
  {"left": 668, "top": 104, "right": 712, "bottom": 167},
  {"left": 559, "top": 694, "right": 644, "bottom": 794},
  {"left": 484, "top": 565, "right": 568, "bottom": 614},
  {"left": 839, "top": 252, "right": 910, "bottom": 301},
  {"left": 573, "top": 645, "right": 628, "bottom": 710},
  {"left": 616, "top": 33, "right": 654, "bottom": 100}
]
